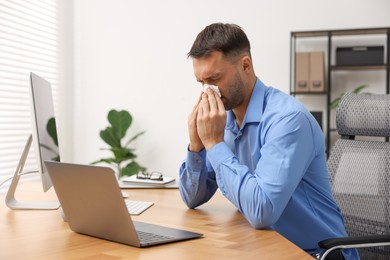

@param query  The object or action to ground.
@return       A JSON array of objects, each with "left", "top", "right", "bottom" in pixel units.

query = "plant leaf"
[
  {"left": 110, "top": 147, "right": 136, "bottom": 160},
  {"left": 329, "top": 97, "right": 341, "bottom": 109},
  {"left": 121, "top": 161, "right": 147, "bottom": 177},
  {"left": 46, "top": 117, "right": 58, "bottom": 146},
  {"left": 329, "top": 85, "right": 369, "bottom": 109},
  {"left": 108, "top": 110, "right": 132, "bottom": 140},
  {"left": 100, "top": 127, "right": 121, "bottom": 148},
  {"left": 352, "top": 84, "right": 368, "bottom": 93},
  {"left": 124, "top": 131, "right": 146, "bottom": 147},
  {"left": 90, "top": 158, "right": 117, "bottom": 165}
]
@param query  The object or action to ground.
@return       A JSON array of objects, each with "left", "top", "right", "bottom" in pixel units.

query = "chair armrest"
[{"left": 319, "top": 234, "right": 390, "bottom": 249}]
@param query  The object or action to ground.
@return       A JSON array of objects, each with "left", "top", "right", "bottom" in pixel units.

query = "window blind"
[{"left": 0, "top": 0, "right": 61, "bottom": 186}]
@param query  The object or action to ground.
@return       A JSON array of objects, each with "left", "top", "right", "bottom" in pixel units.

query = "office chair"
[{"left": 317, "top": 93, "right": 390, "bottom": 260}]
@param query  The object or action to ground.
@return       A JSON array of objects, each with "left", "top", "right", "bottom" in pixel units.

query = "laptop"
[{"left": 44, "top": 161, "right": 203, "bottom": 247}]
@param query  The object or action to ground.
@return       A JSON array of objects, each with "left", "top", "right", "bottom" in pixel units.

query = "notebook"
[
  {"left": 44, "top": 161, "right": 203, "bottom": 247},
  {"left": 121, "top": 174, "right": 175, "bottom": 186}
]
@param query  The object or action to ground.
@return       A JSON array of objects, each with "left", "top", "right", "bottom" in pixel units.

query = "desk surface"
[{"left": 1, "top": 182, "right": 312, "bottom": 260}]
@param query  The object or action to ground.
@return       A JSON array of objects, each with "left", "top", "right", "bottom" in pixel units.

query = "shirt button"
[{"left": 197, "top": 159, "right": 202, "bottom": 164}]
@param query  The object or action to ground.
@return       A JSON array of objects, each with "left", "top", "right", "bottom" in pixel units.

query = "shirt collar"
[{"left": 226, "top": 78, "right": 265, "bottom": 131}]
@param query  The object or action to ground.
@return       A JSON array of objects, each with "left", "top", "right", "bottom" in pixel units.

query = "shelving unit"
[{"left": 290, "top": 27, "right": 390, "bottom": 154}]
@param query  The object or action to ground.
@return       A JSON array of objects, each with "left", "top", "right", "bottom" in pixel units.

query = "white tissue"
[{"left": 202, "top": 84, "right": 221, "bottom": 98}]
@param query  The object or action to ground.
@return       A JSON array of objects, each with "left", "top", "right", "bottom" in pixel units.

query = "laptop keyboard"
[
  {"left": 125, "top": 200, "right": 154, "bottom": 215},
  {"left": 137, "top": 230, "right": 175, "bottom": 243}
]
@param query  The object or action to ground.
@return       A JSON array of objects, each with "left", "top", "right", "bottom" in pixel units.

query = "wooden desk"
[{"left": 0, "top": 182, "right": 312, "bottom": 259}]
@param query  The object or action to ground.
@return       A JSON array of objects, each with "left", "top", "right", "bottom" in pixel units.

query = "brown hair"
[{"left": 188, "top": 23, "right": 251, "bottom": 61}]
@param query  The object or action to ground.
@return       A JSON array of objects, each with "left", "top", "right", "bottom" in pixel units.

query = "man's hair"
[{"left": 188, "top": 23, "right": 251, "bottom": 61}]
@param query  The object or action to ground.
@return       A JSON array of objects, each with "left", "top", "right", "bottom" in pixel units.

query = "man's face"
[{"left": 193, "top": 51, "right": 246, "bottom": 111}]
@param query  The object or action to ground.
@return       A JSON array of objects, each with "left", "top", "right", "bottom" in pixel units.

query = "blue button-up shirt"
[{"left": 179, "top": 78, "right": 358, "bottom": 259}]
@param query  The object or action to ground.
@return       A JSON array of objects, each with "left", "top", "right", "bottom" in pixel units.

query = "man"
[{"left": 179, "top": 23, "right": 358, "bottom": 260}]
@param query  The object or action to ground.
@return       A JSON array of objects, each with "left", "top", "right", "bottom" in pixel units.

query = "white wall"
[{"left": 64, "top": 0, "right": 390, "bottom": 177}]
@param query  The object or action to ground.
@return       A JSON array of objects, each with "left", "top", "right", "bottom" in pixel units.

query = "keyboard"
[
  {"left": 125, "top": 200, "right": 154, "bottom": 215},
  {"left": 137, "top": 230, "right": 175, "bottom": 243}
]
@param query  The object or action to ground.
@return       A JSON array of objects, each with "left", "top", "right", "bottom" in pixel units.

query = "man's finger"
[
  {"left": 200, "top": 92, "right": 210, "bottom": 113},
  {"left": 207, "top": 89, "right": 218, "bottom": 112},
  {"left": 191, "top": 93, "right": 203, "bottom": 113},
  {"left": 215, "top": 92, "right": 225, "bottom": 111}
]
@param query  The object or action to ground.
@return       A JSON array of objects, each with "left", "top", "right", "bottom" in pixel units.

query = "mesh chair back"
[{"left": 327, "top": 93, "right": 390, "bottom": 259}]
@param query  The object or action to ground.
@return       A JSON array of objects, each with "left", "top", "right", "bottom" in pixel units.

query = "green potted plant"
[{"left": 91, "top": 109, "right": 146, "bottom": 178}]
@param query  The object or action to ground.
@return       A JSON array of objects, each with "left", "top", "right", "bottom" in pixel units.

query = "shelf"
[
  {"left": 290, "top": 27, "right": 390, "bottom": 157},
  {"left": 330, "top": 28, "right": 389, "bottom": 36},
  {"left": 291, "top": 91, "right": 327, "bottom": 95},
  {"left": 331, "top": 65, "right": 388, "bottom": 71},
  {"left": 292, "top": 28, "right": 390, "bottom": 38},
  {"left": 291, "top": 31, "right": 329, "bottom": 38}
]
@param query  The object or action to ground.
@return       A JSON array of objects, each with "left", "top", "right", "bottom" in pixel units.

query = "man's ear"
[{"left": 241, "top": 55, "right": 252, "bottom": 72}]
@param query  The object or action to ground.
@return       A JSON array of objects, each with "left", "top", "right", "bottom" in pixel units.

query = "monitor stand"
[{"left": 5, "top": 134, "right": 60, "bottom": 210}]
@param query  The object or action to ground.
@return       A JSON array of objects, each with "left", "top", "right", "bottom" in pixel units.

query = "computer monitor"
[
  {"left": 5, "top": 72, "right": 61, "bottom": 210},
  {"left": 30, "top": 72, "right": 61, "bottom": 192}
]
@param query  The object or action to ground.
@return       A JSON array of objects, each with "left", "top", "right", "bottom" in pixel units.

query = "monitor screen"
[{"left": 30, "top": 72, "right": 60, "bottom": 192}]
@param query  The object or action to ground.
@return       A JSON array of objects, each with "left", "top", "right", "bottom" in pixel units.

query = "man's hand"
[
  {"left": 197, "top": 89, "right": 226, "bottom": 151},
  {"left": 188, "top": 95, "right": 204, "bottom": 152}
]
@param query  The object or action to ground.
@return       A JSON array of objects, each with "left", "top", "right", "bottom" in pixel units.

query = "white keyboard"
[{"left": 125, "top": 200, "right": 154, "bottom": 215}]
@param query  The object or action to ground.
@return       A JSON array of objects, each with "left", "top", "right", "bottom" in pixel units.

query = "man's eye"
[{"left": 206, "top": 80, "right": 217, "bottom": 85}]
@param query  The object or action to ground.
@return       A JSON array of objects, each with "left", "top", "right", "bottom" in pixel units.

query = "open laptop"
[{"left": 44, "top": 161, "right": 203, "bottom": 247}]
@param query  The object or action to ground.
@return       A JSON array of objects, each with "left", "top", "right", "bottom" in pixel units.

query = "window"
[{"left": 0, "top": 0, "right": 61, "bottom": 188}]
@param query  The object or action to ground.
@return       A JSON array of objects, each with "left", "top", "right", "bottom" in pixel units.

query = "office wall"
[{"left": 66, "top": 0, "right": 390, "bottom": 177}]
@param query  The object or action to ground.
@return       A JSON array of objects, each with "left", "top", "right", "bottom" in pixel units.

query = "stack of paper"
[{"left": 121, "top": 175, "right": 175, "bottom": 186}]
